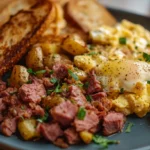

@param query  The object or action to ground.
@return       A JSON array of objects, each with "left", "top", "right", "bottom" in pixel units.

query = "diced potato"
[
  {"left": 42, "top": 95, "right": 65, "bottom": 108},
  {"left": 74, "top": 55, "right": 96, "bottom": 71},
  {"left": 26, "top": 46, "right": 44, "bottom": 70},
  {"left": 40, "top": 43, "right": 61, "bottom": 56},
  {"left": 62, "top": 36, "right": 87, "bottom": 55},
  {"left": 18, "top": 119, "right": 40, "bottom": 140},
  {"left": 73, "top": 68, "right": 87, "bottom": 81},
  {"left": 10, "top": 65, "right": 29, "bottom": 88},
  {"left": 79, "top": 131, "right": 93, "bottom": 144}
]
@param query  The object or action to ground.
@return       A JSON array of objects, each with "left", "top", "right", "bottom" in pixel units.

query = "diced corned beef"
[
  {"left": 89, "top": 124, "right": 100, "bottom": 133},
  {"left": 19, "top": 82, "right": 46, "bottom": 103},
  {"left": 64, "top": 127, "right": 80, "bottom": 144},
  {"left": 38, "top": 123, "right": 63, "bottom": 142},
  {"left": 1, "top": 118, "right": 16, "bottom": 136},
  {"left": 103, "top": 111, "right": 125, "bottom": 136},
  {"left": 51, "top": 101, "right": 78, "bottom": 126},
  {"left": 32, "top": 105, "right": 45, "bottom": 117},
  {"left": 42, "top": 77, "right": 54, "bottom": 88},
  {"left": 92, "top": 97, "right": 112, "bottom": 112},
  {"left": 0, "top": 114, "right": 4, "bottom": 122},
  {"left": 86, "top": 69, "right": 102, "bottom": 94},
  {"left": 0, "top": 80, "right": 6, "bottom": 92},
  {"left": 74, "top": 110, "right": 99, "bottom": 132},
  {"left": 52, "top": 63, "right": 68, "bottom": 80},
  {"left": 53, "top": 138, "right": 69, "bottom": 148},
  {"left": 0, "top": 98, "right": 6, "bottom": 112},
  {"left": 0, "top": 87, "right": 17, "bottom": 97},
  {"left": 69, "top": 85, "right": 86, "bottom": 106},
  {"left": 91, "top": 92, "right": 107, "bottom": 100},
  {"left": 3, "top": 95, "right": 18, "bottom": 106}
]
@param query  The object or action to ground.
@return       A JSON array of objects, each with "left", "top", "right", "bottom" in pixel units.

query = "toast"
[
  {"left": 65, "top": 0, "right": 117, "bottom": 32},
  {"left": 0, "top": 0, "right": 55, "bottom": 76}
]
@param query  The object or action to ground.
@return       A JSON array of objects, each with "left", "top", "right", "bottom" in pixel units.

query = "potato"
[
  {"left": 40, "top": 43, "right": 61, "bottom": 56},
  {"left": 79, "top": 131, "right": 93, "bottom": 144},
  {"left": 62, "top": 36, "right": 87, "bottom": 55},
  {"left": 74, "top": 55, "right": 96, "bottom": 71},
  {"left": 26, "top": 46, "right": 44, "bottom": 70},
  {"left": 42, "top": 95, "right": 65, "bottom": 108},
  {"left": 10, "top": 65, "right": 29, "bottom": 88},
  {"left": 18, "top": 119, "right": 40, "bottom": 140},
  {"left": 73, "top": 68, "right": 87, "bottom": 81}
]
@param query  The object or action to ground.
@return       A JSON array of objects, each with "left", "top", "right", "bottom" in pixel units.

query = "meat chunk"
[
  {"left": 103, "top": 111, "right": 125, "bottom": 136},
  {"left": 53, "top": 138, "right": 69, "bottom": 148},
  {"left": 74, "top": 110, "right": 99, "bottom": 132},
  {"left": 42, "top": 77, "right": 54, "bottom": 88},
  {"left": 38, "top": 123, "right": 63, "bottom": 142},
  {"left": 0, "top": 80, "right": 6, "bottom": 92},
  {"left": 91, "top": 92, "right": 107, "bottom": 100},
  {"left": 0, "top": 98, "right": 6, "bottom": 112},
  {"left": 86, "top": 69, "right": 102, "bottom": 94},
  {"left": 52, "top": 63, "right": 68, "bottom": 80},
  {"left": 69, "top": 85, "right": 86, "bottom": 106},
  {"left": 1, "top": 118, "right": 16, "bottom": 136},
  {"left": 0, "top": 87, "right": 17, "bottom": 97},
  {"left": 51, "top": 101, "right": 78, "bottom": 126},
  {"left": 64, "top": 127, "right": 80, "bottom": 144},
  {"left": 19, "top": 82, "right": 46, "bottom": 103}
]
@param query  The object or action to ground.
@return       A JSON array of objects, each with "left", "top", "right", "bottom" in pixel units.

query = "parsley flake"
[
  {"left": 84, "top": 82, "right": 89, "bottom": 89},
  {"left": 35, "top": 70, "right": 46, "bottom": 75},
  {"left": 143, "top": 52, "right": 150, "bottom": 62},
  {"left": 27, "top": 68, "right": 35, "bottom": 75},
  {"left": 147, "top": 81, "right": 150, "bottom": 84},
  {"left": 86, "top": 95, "right": 92, "bottom": 102},
  {"left": 88, "top": 51, "right": 97, "bottom": 56},
  {"left": 93, "top": 135, "right": 119, "bottom": 149},
  {"left": 37, "top": 111, "right": 49, "bottom": 123},
  {"left": 77, "top": 107, "right": 86, "bottom": 120},
  {"left": 54, "top": 83, "right": 62, "bottom": 93},
  {"left": 50, "top": 70, "right": 54, "bottom": 75},
  {"left": 68, "top": 70, "right": 79, "bottom": 81},
  {"left": 125, "top": 122, "right": 134, "bottom": 133},
  {"left": 119, "top": 37, "right": 127, "bottom": 45},
  {"left": 50, "top": 78, "right": 58, "bottom": 84}
]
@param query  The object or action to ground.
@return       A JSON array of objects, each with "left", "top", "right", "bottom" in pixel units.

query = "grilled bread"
[
  {"left": 65, "top": 0, "right": 117, "bottom": 32},
  {"left": 0, "top": 0, "right": 55, "bottom": 76}
]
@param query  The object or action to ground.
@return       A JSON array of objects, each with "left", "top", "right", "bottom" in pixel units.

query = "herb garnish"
[
  {"left": 125, "top": 122, "right": 134, "bottom": 133},
  {"left": 27, "top": 68, "right": 35, "bottom": 75},
  {"left": 88, "top": 51, "right": 98, "bottom": 56},
  {"left": 27, "top": 68, "right": 46, "bottom": 75},
  {"left": 93, "top": 135, "right": 119, "bottom": 149},
  {"left": 35, "top": 70, "right": 46, "bottom": 74},
  {"left": 50, "top": 70, "right": 54, "bottom": 75},
  {"left": 50, "top": 78, "right": 58, "bottom": 84},
  {"left": 147, "top": 81, "right": 150, "bottom": 84},
  {"left": 84, "top": 82, "right": 89, "bottom": 89},
  {"left": 87, "top": 44, "right": 95, "bottom": 50},
  {"left": 143, "top": 52, "right": 150, "bottom": 62},
  {"left": 77, "top": 107, "right": 86, "bottom": 120},
  {"left": 68, "top": 70, "right": 79, "bottom": 81},
  {"left": 86, "top": 95, "right": 92, "bottom": 102},
  {"left": 37, "top": 111, "right": 49, "bottom": 123},
  {"left": 120, "top": 88, "right": 124, "bottom": 94},
  {"left": 119, "top": 37, "right": 127, "bottom": 45}
]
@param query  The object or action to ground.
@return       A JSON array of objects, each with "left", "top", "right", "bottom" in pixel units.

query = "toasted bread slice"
[
  {"left": 0, "top": 0, "right": 55, "bottom": 76},
  {"left": 66, "top": 0, "right": 117, "bottom": 32},
  {"left": 0, "top": 0, "right": 38, "bottom": 27}
]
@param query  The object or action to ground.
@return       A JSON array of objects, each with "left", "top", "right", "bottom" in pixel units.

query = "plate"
[{"left": 1, "top": 8, "right": 150, "bottom": 150}]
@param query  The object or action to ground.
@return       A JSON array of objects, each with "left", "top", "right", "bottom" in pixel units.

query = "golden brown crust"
[
  {"left": 66, "top": 0, "right": 117, "bottom": 32},
  {"left": 0, "top": 0, "right": 55, "bottom": 76}
]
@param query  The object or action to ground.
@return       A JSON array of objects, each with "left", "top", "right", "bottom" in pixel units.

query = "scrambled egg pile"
[{"left": 75, "top": 20, "right": 150, "bottom": 117}]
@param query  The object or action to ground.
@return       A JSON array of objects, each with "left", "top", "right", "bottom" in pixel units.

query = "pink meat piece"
[
  {"left": 103, "top": 111, "right": 125, "bottom": 136},
  {"left": 38, "top": 123, "right": 63, "bottom": 142},
  {"left": 74, "top": 110, "right": 99, "bottom": 132},
  {"left": 51, "top": 101, "right": 78, "bottom": 126},
  {"left": 19, "top": 82, "right": 46, "bottom": 103},
  {"left": 64, "top": 127, "right": 80, "bottom": 144}
]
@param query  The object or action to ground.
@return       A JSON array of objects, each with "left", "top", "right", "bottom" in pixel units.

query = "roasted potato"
[
  {"left": 62, "top": 36, "right": 87, "bottom": 55},
  {"left": 40, "top": 43, "right": 61, "bottom": 55},
  {"left": 73, "top": 68, "right": 87, "bottom": 81},
  {"left": 26, "top": 46, "right": 44, "bottom": 70},
  {"left": 42, "top": 95, "right": 65, "bottom": 108},
  {"left": 79, "top": 131, "right": 93, "bottom": 144},
  {"left": 74, "top": 55, "right": 96, "bottom": 71},
  {"left": 18, "top": 119, "right": 40, "bottom": 140},
  {"left": 10, "top": 65, "right": 29, "bottom": 87}
]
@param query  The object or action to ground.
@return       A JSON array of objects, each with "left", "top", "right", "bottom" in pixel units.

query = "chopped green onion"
[
  {"left": 86, "top": 95, "right": 92, "bottom": 102},
  {"left": 77, "top": 107, "right": 86, "bottom": 120},
  {"left": 119, "top": 37, "right": 127, "bottom": 45},
  {"left": 88, "top": 51, "right": 97, "bottom": 56},
  {"left": 125, "top": 122, "right": 134, "bottom": 133},
  {"left": 143, "top": 52, "right": 150, "bottom": 62},
  {"left": 35, "top": 70, "right": 46, "bottom": 75},
  {"left": 50, "top": 78, "right": 58, "bottom": 84},
  {"left": 68, "top": 70, "right": 79, "bottom": 81},
  {"left": 27, "top": 68, "right": 35, "bottom": 75},
  {"left": 93, "top": 135, "right": 119, "bottom": 149},
  {"left": 37, "top": 111, "right": 49, "bottom": 123},
  {"left": 147, "top": 81, "right": 150, "bottom": 84},
  {"left": 50, "top": 70, "right": 54, "bottom": 75},
  {"left": 84, "top": 82, "right": 89, "bottom": 89}
]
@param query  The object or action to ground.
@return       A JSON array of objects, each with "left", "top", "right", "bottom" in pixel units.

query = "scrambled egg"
[{"left": 75, "top": 20, "right": 150, "bottom": 117}]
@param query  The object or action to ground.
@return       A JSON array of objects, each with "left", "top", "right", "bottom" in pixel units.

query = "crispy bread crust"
[{"left": 0, "top": 0, "right": 55, "bottom": 76}]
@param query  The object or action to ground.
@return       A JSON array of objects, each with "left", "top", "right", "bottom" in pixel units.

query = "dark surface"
[{"left": 1, "top": 8, "right": 150, "bottom": 150}]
